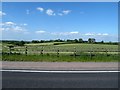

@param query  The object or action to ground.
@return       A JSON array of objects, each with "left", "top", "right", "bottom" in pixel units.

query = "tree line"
[{"left": 1, "top": 38, "right": 118, "bottom": 46}]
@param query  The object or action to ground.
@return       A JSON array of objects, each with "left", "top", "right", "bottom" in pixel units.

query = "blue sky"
[{"left": 1, "top": 2, "right": 118, "bottom": 42}]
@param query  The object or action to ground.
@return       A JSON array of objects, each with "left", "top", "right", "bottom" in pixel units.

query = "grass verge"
[{"left": 2, "top": 54, "right": 119, "bottom": 62}]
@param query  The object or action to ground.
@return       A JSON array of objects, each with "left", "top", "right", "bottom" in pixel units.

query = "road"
[{"left": 2, "top": 70, "right": 118, "bottom": 88}]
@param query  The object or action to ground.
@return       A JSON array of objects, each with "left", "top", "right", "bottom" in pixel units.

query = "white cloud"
[
  {"left": 37, "top": 7, "right": 44, "bottom": 12},
  {"left": 51, "top": 31, "right": 79, "bottom": 36},
  {"left": 70, "top": 31, "right": 79, "bottom": 34},
  {"left": 97, "top": 33, "right": 102, "bottom": 35},
  {"left": 97, "top": 33, "right": 108, "bottom": 36},
  {"left": 23, "top": 23, "right": 27, "bottom": 26},
  {"left": 3, "top": 22, "right": 28, "bottom": 27},
  {"left": 36, "top": 7, "right": 71, "bottom": 16},
  {"left": 46, "top": 9, "right": 55, "bottom": 16},
  {"left": 85, "top": 33, "right": 109, "bottom": 36},
  {"left": 102, "top": 33, "right": 108, "bottom": 36},
  {"left": 58, "top": 13, "right": 63, "bottom": 16},
  {"left": 35, "top": 30, "right": 46, "bottom": 34},
  {"left": 4, "top": 22, "right": 16, "bottom": 26},
  {"left": 13, "top": 26, "right": 25, "bottom": 32},
  {"left": 58, "top": 10, "right": 71, "bottom": 16},
  {"left": 62, "top": 10, "right": 71, "bottom": 15},
  {"left": 20, "top": 23, "right": 28, "bottom": 26},
  {"left": 51, "top": 32, "right": 69, "bottom": 35},
  {"left": 2, "top": 26, "right": 26, "bottom": 32},
  {"left": 2, "top": 21, "right": 28, "bottom": 33},
  {"left": 0, "top": 11, "right": 6, "bottom": 16},
  {"left": 85, "top": 33, "right": 94, "bottom": 36}
]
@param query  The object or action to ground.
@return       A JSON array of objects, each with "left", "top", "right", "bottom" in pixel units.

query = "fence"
[{"left": 2, "top": 46, "right": 119, "bottom": 59}]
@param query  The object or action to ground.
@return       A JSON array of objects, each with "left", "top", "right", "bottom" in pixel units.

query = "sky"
[{"left": 1, "top": 2, "right": 118, "bottom": 42}]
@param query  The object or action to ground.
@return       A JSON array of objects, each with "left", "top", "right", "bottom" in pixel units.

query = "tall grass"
[{"left": 2, "top": 54, "right": 119, "bottom": 62}]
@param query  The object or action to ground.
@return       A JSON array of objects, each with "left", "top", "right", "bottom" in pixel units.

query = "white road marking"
[{"left": 1, "top": 70, "right": 119, "bottom": 73}]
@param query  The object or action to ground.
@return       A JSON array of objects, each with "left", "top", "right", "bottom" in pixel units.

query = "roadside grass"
[{"left": 2, "top": 54, "right": 119, "bottom": 62}]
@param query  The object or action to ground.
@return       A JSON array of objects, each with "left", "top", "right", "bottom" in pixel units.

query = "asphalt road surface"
[{"left": 2, "top": 70, "right": 118, "bottom": 88}]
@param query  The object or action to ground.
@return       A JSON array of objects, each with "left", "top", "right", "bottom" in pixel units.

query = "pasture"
[{"left": 2, "top": 42, "right": 119, "bottom": 62}]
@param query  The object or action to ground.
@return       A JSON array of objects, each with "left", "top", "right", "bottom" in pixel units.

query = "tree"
[
  {"left": 20, "top": 41, "right": 25, "bottom": 46},
  {"left": 54, "top": 39, "right": 64, "bottom": 42},
  {"left": 78, "top": 38, "right": 83, "bottom": 43},
  {"left": 13, "top": 41, "right": 25, "bottom": 46},
  {"left": 74, "top": 39, "right": 78, "bottom": 43},
  {"left": 32, "top": 40, "right": 39, "bottom": 43},
  {"left": 66, "top": 39, "right": 72, "bottom": 43},
  {"left": 88, "top": 38, "right": 95, "bottom": 43},
  {"left": 101, "top": 40, "right": 104, "bottom": 44},
  {"left": 40, "top": 40, "right": 45, "bottom": 43}
]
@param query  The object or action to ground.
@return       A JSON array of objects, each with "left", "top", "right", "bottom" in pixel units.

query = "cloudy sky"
[{"left": 1, "top": 2, "right": 118, "bottom": 41}]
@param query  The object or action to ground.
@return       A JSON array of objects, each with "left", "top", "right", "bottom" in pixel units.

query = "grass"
[
  {"left": 3, "top": 43, "right": 118, "bottom": 52},
  {"left": 2, "top": 44, "right": 118, "bottom": 55},
  {"left": 2, "top": 53, "right": 119, "bottom": 62},
  {"left": 2, "top": 42, "right": 119, "bottom": 62},
  {"left": 25, "top": 43, "right": 54, "bottom": 46}
]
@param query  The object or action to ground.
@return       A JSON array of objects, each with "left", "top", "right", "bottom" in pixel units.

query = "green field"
[{"left": 2, "top": 42, "right": 119, "bottom": 62}]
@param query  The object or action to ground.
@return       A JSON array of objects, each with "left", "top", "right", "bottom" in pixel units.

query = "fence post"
[
  {"left": 9, "top": 47, "right": 12, "bottom": 54},
  {"left": 106, "top": 49, "right": 108, "bottom": 56},
  {"left": 90, "top": 51, "right": 92, "bottom": 59},
  {"left": 18, "top": 49, "right": 20, "bottom": 55},
  {"left": 8, "top": 46, "right": 14, "bottom": 55},
  {"left": 41, "top": 50, "right": 43, "bottom": 56},
  {"left": 41, "top": 47, "right": 43, "bottom": 56},
  {"left": 25, "top": 46, "right": 27, "bottom": 56},
  {"left": 90, "top": 48, "right": 92, "bottom": 60},
  {"left": 74, "top": 47, "right": 76, "bottom": 57},
  {"left": 57, "top": 48, "right": 59, "bottom": 57}
]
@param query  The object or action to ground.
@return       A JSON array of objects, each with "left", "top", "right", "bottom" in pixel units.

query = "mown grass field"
[{"left": 2, "top": 42, "right": 119, "bottom": 62}]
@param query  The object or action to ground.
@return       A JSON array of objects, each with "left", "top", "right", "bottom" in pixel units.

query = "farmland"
[{"left": 2, "top": 42, "right": 119, "bottom": 62}]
